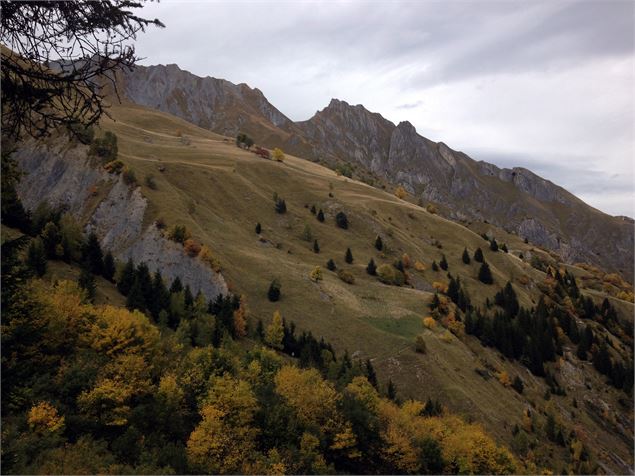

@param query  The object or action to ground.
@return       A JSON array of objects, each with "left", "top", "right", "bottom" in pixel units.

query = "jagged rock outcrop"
[
  {"left": 14, "top": 138, "right": 227, "bottom": 299},
  {"left": 120, "top": 64, "right": 634, "bottom": 281}
]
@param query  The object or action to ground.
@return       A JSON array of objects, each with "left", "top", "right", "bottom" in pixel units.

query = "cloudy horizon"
[{"left": 135, "top": 0, "right": 634, "bottom": 217}]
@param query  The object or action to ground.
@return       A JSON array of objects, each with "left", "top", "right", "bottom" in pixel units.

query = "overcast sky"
[{"left": 135, "top": 0, "right": 634, "bottom": 217}]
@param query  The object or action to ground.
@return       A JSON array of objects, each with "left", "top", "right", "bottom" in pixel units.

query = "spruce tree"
[
  {"left": 387, "top": 379, "right": 397, "bottom": 401},
  {"left": 326, "top": 259, "right": 336, "bottom": 271},
  {"left": 313, "top": 239, "right": 320, "bottom": 253},
  {"left": 255, "top": 222, "right": 261, "bottom": 234},
  {"left": 366, "top": 258, "right": 377, "bottom": 275},
  {"left": 126, "top": 278, "right": 146, "bottom": 312},
  {"left": 335, "top": 211, "right": 348, "bottom": 229},
  {"left": 82, "top": 232, "right": 103, "bottom": 275},
  {"left": 275, "top": 198, "right": 287, "bottom": 214},
  {"left": 489, "top": 238, "right": 499, "bottom": 252},
  {"left": 478, "top": 262, "right": 493, "bottom": 284},
  {"left": 439, "top": 254, "right": 448, "bottom": 270},
  {"left": 170, "top": 276, "right": 183, "bottom": 294},
  {"left": 365, "top": 359, "right": 378, "bottom": 388},
  {"left": 26, "top": 238, "right": 47, "bottom": 277},
  {"left": 474, "top": 247, "right": 484, "bottom": 263},
  {"left": 345, "top": 247, "right": 353, "bottom": 264},
  {"left": 102, "top": 251, "right": 115, "bottom": 282},
  {"left": 317, "top": 209, "right": 325, "bottom": 222},
  {"left": 184, "top": 284, "right": 194, "bottom": 310},
  {"left": 462, "top": 248, "right": 470, "bottom": 264},
  {"left": 78, "top": 262, "right": 96, "bottom": 302},
  {"left": 136, "top": 262, "right": 153, "bottom": 304},
  {"left": 375, "top": 235, "right": 383, "bottom": 251},
  {"left": 268, "top": 278, "right": 281, "bottom": 302},
  {"left": 150, "top": 271, "right": 170, "bottom": 320},
  {"left": 117, "top": 258, "right": 135, "bottom": 296}
]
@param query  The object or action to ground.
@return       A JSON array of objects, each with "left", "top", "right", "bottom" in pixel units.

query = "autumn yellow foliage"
[
  {"left": 28, "top": 402, "right": 65, "bottom": 434},
  {"left": 394, "top": 186, "right": 407, "bottom": 199},
  {"left": 423, "top": 316, "right": 437, "bottom": 329}
]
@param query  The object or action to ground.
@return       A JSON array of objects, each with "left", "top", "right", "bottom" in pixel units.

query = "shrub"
[
  {"left": 89, "top": 131, "right": 118, "bottom": 163},
  {"left": 337, "top": 269, "right": 355, "bottom": 284},
  {"left": 440, "top": 330, "right": 453, "bottom": 343},
  {"left": 313, "top": 239, "right": 320, "bottom": 253},
  {"left": 167, "top": 224, "right": 191, "bottom": 244},
  {"left": 335, "top": 163, "right": 353, "bottom": 178},
  {"left": 326, "top": 259, "right": 336, "bottom": 271},
  {"left": 432, "top": 281, "right": 448, "bottom": 293},
  {"left": 155, "top": 217, "right": 166, "bottom": 230},
  {"left": 377, "top": 264, "right": 405, "bottom": 286},
  {"left": 366, "top": 258, "right": 377, "bottom": 275},
  {"left": 267, "top": 279, "right": 281, "bottom": 302},
  {"left": 317, "top": 209, "right": 325, "bottom": 222},
  {"left": 236, "top": 132, "right": 254, "bottom": 149},
  {"left": 199, "top": 245, "right": 221, "bottom": 272},
  {"left": 394, "top": 186, "right": 407, "bottom": 199},
  {"left": 144, "top": 174, "right": 157, "bottom": 190},
  {"left": 301, "top": 224, "right": 313, "bottom": 242},
  {"left": 402, "top": 253, "right": 411, "bottom": 268},
  {"left": 345, "top": 247, "right": 353, "bottom": 264},
  {"left": 310, "top": 205, "right": 316, "bottom": 214},
  {"left": 426, "top": 204, "right": 437, "bottom": 214},
  {"left": 414, "top": 260, "right": 426, "bottom": 271},
  {"left": 498, "top": 371, "right": 511, "bottom": 387},
  {"left": 335, "top": 211, "right": 348, "bottom": 229},
  {"left": 310, "top": 266, "right": 323, "bottom": 283},
  {"left": 272, "top": 147, "right": 285, "bottom": 162},
  {"left": 69, "top": 121, "right": 95, "bottom": 144},
  {"left": 478, "top": 262, "right": 494, "bottom": 284},
  {"left": 122, "top": 167, "right": 137, "bottom": 185},
  {"left": 184, "top": 238, "right": 202, "bottom": 257},
  {"left": 103, "top": 159, "right": 124, "bottom": 174},
  {"left": 423, "top": 316, "right": 436, "bottom": 329}
]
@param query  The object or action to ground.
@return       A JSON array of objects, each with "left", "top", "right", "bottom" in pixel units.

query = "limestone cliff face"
[
  {"left": 120, "top": 64, "right": 634, "bottom": 281},
  {"left": 14, "top": 138, "right": 227, "bottom": 299}
]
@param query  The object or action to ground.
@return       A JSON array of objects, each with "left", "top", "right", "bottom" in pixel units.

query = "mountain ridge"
[{"left": 120, "top": 63, "right": 634, "bottom": 282}]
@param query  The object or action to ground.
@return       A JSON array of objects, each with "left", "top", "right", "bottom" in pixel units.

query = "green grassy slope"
[{"left": 96, "top": 101, "right": 633, "bottom": 471}]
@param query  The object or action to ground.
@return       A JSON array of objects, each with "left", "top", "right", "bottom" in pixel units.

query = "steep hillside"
[
  {"left": 121, "top": 65, "right": 634, "bottom": 282},
  {"left": 12, "top": 99, "right": 634, "bottom": 473}
]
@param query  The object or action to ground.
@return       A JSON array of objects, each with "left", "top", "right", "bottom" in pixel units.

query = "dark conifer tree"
[
  {"left": 512, "top": 376, "right": 524, "bottom": 394},
  {"left": 102, "top": 251, "right": 116, "bottom": 282},
  {"left": 126, "top": 278, "right": 146, "bottom": 312},
  {"left": 474, "top": 247, "right": 484, "bottom": 263},
  {"left": 501, "top": 243, "right": 508, "bottom": 253},
  {"left": 310, "top": 205, "right": 317, "bottom": 215},
  {"left": 317, "top": 209, "right": 325, "bottom": 222},
  {"left": 478, "top": 262, "right": 493, "bottom": 284},
  {"left": 394, "top": 260, "right": 404, "bottom": 272},
  {"left": 136, "top": 262, "right": 153, "bottom": 305},
  {"left": 117, "top": 258, "right": 135, "bottom": 296},
  {"left": 366, "top": 258, "right": 377, "bottom": 275},
  {"left": 78, "top": 262, "right": 96, "bottom": 302},
  {"left": 170, "top": 276, "right": 183, "bottom": 294},
  {"left": 462, "top": 248, "right": 470, "bottom": 264},
  {"left": 275, "top": 198, "right": 287, "bottom": 214},
  {"left": 431, "top": 260, "right": 439, "bottom": 271},
  {"left": 26, "top": 238, "right": 47, "bottom": 277},
  {"left": 326, "top": 258, "right": 336, "bottom": 271},
  {"left": 82, "top": 232, "right": 103, "bottom": 275},
  {"left": 255, "top": 222, "right": 261, "bottom": 234},
  {"left": 256, "top": 319, "right": 265, "bottom": 341},
  {"left": 150, "top": 271, "right": 170, "bottom": 320},
  {"left": 387, "top": 379, "right": 397, "bottom": 401},
  {"left": 489, "top": 239, "right": 499, "bottom": 252},
  {"left": 184, "top": 284, "right": 194, "bottom": 310},
  {"left": 268, "top": 279, "right": 281, "bottom": 302},
  {"left": 375, "top": 235, "right": 383, "bottom": 251},
  {"left": 345, "top": 247, "right": 353, "bottom": 264},
  {"left": 313, "top": 239, "right": 320, "bottom": 253},
  {"left": 336, "top": 211, "right": 348, "bottom": 229},
  {"left": 439, "top": 254, "right": 448, "bottom": 270},
  {"left": 365, "top": 359, "right": 378, "bottom": 389}
]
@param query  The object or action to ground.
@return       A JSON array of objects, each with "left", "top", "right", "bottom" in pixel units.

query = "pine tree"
[
  {"left": 268, "top": 278, "right": 281, "bottom": 302},
  {"left": 170, "top": 276, "right": 183, "bottom": 294},
  {"left": 117, "top": 258, "right": 135, "bottom": 296},
  {"left": 462, "top": 248, "right": 470, "bottom": 264},
  {"left": 78, "top": 262, "right": 96, "bottom": 302},
  {"left": 375, "top": 235, "right": 383, "bottom": 251},
  {"left": 136, "top": 262, "right": 153, "bottom": 305},
  {"left": 184, "top": 284, "right": 194, "bottom": 310},
  {"left": 431, "top": 260, "right": 439, "bottom": 271},
  {"left": 313, "top": 239, "right": 320, "bottom": 253},
  {"left": 102, "top": 251, "right": 115, "bottom": 281},
  {"left": 439, "top": 254, "right": 448, "bottom": 270},
  {"left": 317, "top": 209, "right": 325, "bottom": 222},
  {"left": 474, "top": 247, "right": 484, "bottom": 262},
  {"left": 335, "top": 211, "right": 348, "bottom": 229},
  {"left": 366, "top": 258, "right": 377, "bottom": 275},
  {"left": 345, "top": 247, "right": 353, "bottom": 264},
  {"left": 126, "top": 278, "right": 146, "bottom": 312},
  {"left": 478, "top": 262, "right": 493, "bottom": 284},
  {"left": 255, "top": 222, "right": 261, "bottom": 234},
  {"left": 26, "top": 238, "right": 47, "bottom": 277},
  {"left": 326, "top": 259, "right": 336, "bottom": 271},
  {"left": 387, "top": 379, "right": 397, "bottom": 401},
  {"left": 490, "top": 239, "right": 499, "bottom": 252},
  {"left": 365, "top": 359, "right": 378, "bottom": 388},
  {"left": 150, "top": 270, "right": 170, "bottom": 321},
  {"left": 82, "top": 232, "right": 103, "bottom": 275}
]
